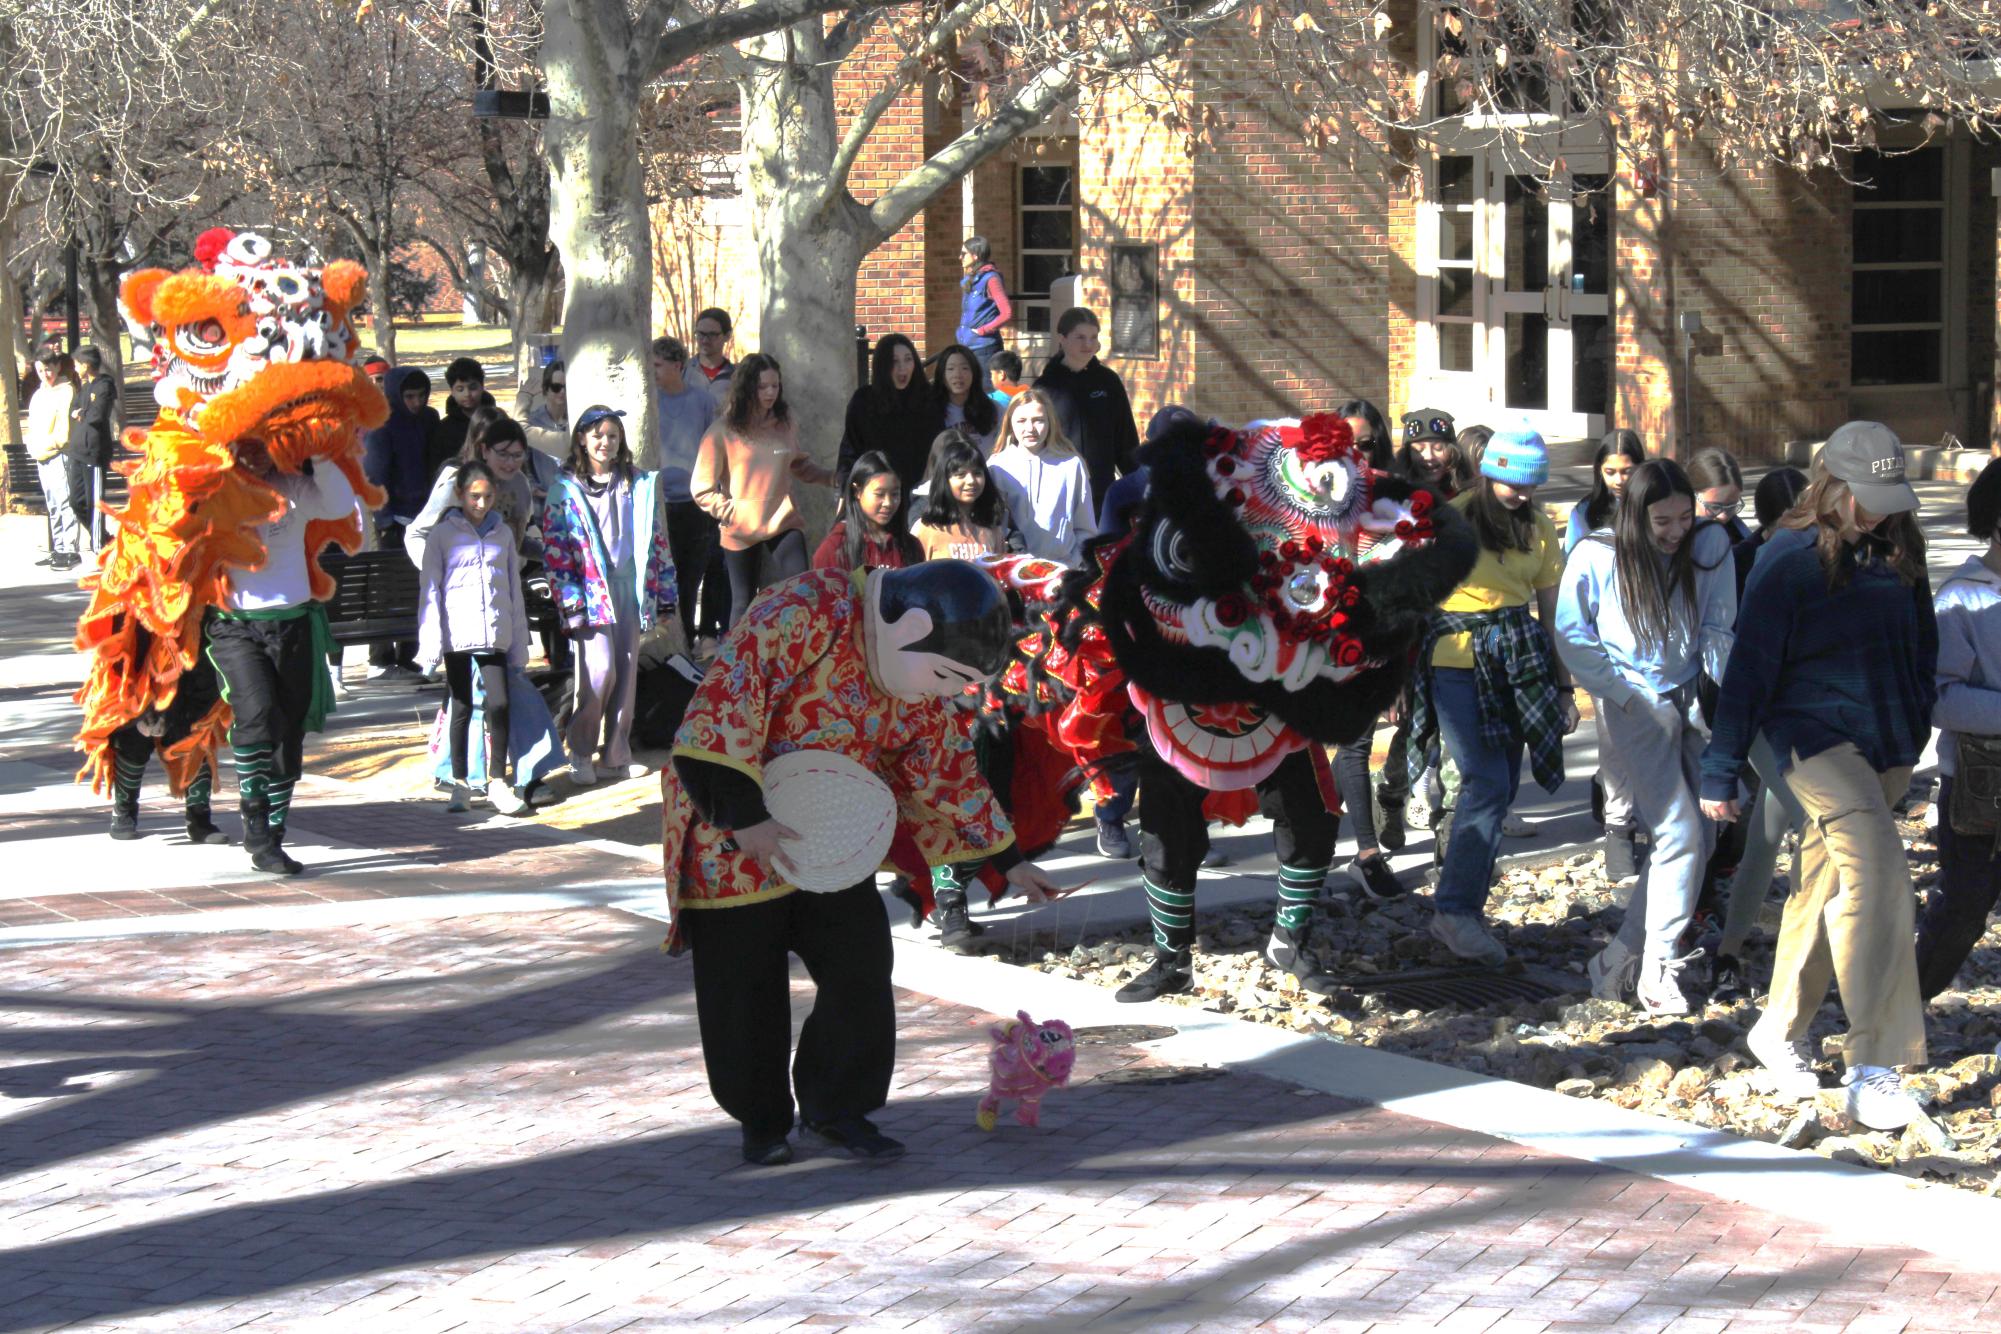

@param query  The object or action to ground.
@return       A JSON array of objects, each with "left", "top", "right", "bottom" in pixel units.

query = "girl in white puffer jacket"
[{"left": 419, "top": 461, "right": 531, "bottom": 814}]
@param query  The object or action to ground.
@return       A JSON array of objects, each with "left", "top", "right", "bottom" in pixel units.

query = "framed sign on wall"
[{"left": 1108, "top": 243, "right": 1159, "bottom": 359}]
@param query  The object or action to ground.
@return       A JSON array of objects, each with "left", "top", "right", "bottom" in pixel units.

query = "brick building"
[{"left": 648, "top": 17, "right": 1999, "bottom": 460}]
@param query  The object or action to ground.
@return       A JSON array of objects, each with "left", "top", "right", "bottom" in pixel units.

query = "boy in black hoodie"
[
  {"left": 360, "top": 366, "right": 439, "bottom": 675},
  {"left": 1034, "top": 306, "right": 1139, "bottom": 513},
  {"left": 430, "top": 357, "right": 495, "bottom": 482}
]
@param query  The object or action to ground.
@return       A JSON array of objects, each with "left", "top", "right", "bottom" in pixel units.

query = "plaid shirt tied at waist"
[{"left": 1404, "top": 604, "right": 1567, "bottom": 796}]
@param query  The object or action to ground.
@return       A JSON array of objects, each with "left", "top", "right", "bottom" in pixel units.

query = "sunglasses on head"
[{"left": 1403, "top": 416, "right": 1454, "bottom": 441}]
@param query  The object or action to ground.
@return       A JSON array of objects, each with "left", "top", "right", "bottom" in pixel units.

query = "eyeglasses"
[
  {"left": 1700, "top": 499, "right": 1744, "bottom": 518},
  {"left": 485, "top": 444, "right": 527, "bottom": 460},
  {"left": 694, "top": 328, "right": 724, "bottom": 340}
]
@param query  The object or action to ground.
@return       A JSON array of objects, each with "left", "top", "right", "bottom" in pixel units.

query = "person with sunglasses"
[
  {"left": 1688, "top": 447, "right": 1751, "bottom": 543},
  {"left": 516, "top": 359, "right": 570, "bottom": 460}
]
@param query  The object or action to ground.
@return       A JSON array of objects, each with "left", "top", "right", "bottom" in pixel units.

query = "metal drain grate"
[
  {"left": 1326, "top": 965, "right": 1565, "bottom": 1011},
  {"left": 1070, "top": 1024, "right": 1178, "bottom": 1045},
  {"left": 1094, "top": 1065, "right": 1226, "bottom": 1086}
]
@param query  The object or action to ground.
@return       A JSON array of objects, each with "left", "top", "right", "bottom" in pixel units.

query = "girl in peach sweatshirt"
[{"left": 692, "top": 352, "right": 834, "bottom": 628}]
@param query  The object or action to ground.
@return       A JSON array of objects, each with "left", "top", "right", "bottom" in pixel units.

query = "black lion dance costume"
[{"left": 983, "top": 412, "right": 1478, "bottom": 999}]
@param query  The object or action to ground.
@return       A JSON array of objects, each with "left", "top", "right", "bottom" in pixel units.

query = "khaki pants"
[{"left": 1761, "top": 744, "right": 1925, "bottom": 1069}]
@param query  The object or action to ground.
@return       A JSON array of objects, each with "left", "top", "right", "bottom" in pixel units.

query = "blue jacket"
[
  {"left": 362, "top": 366, "right": 440, "bottom": 525},
  {"left": 956, "top": 265, "right": 1008, "bottom": 348},
  {"left": 1699, "top": 525, "right": 1937, "bottom": 799}
]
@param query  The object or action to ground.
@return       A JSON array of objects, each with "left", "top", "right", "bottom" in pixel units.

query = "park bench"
[{"left": 319, "top": 549, "right": 421, "bottom": 647}]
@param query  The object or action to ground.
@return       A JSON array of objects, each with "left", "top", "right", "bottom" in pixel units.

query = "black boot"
[
  {"left": 1604, "top": 824, "right": 1641, "bottom": 885},
  {"left": 1116, "top": 945, "right": 1193, "bottom": 1003},
  {"left": 184, "top": 806, "right": 229, "bottom": 845},
  {"left": 243, "top": 803, "right": 303, "bottom": 876},
  {"left": 934, "top": 886, "right": 985, "bottom": 952},
  {"left": 109, "top": 793, "right": 140, "bottom": 841}
]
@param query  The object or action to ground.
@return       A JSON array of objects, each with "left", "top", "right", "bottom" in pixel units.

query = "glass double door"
[{"left": 1424, "top": 149, "right": 1611, "bottom": 442}]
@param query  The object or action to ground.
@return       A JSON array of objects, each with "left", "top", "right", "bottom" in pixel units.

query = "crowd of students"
[{"left": 48, "top": 243, "right": 2001, "bottom": 1143}]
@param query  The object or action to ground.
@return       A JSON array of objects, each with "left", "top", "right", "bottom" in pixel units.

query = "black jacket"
[
  {"left": 1034, "top": 357, "right": 1139, "bottom": 512},
  {"left": 837, "top": 386, "right": 943, "bottom": 494},
  {"left": 430, "top": 391, "right": 496, "bottom": 483},
  {"left": 67, "top": 375, "right": 117, "bottom": 467}
]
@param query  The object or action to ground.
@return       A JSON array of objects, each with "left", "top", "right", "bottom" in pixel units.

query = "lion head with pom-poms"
[{"left": 69, "top": 229, "right": 389, "bottom": 797}]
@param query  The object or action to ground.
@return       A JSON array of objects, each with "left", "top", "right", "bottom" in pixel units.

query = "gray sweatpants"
[{"left": 1603, "top": 684, "right": 1714, "bottom": 963}]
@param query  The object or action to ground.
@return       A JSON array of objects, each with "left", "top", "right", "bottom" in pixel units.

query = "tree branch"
[
  {"left": 825, "top": 0, "right": 995, "bottom": 205},
  {"left": 863, "top": 0, "right": 1250, "bottom": 246},
  {"left": 644, "top": 0, "right": 893, "bottom": 83}
]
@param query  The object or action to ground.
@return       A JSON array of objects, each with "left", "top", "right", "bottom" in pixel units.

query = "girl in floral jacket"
[{"left": 542, "top": 404, "right": 677, "bottom": 785}]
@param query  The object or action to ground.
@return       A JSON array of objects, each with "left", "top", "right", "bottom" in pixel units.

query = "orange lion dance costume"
[{"left": 72, "top": 230, "right": 387, "bottom": 821}]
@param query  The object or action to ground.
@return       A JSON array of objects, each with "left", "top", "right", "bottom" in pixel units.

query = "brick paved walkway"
[{"left": 5, "top": 908, "right": 2000, "bottom": 1333}]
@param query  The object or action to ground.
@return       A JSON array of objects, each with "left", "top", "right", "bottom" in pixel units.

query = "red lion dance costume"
[{"left": 72, "top": 230, "right": 386, "bottom": 862}]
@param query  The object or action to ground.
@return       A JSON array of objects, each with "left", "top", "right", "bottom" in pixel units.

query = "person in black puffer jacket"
[
  {"left": 1034, "top": 306, "right": 1139, "bottom": 514},
  {"left": 837, "top": 334, "right": 942, "bottom": 494}
]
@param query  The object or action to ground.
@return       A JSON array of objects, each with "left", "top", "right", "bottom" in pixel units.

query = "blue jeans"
[
  {"left": 1099, "top": 770, "right": 1136, "bottom": 824},
  {"left": 1431, "top": 667, "right": 1523, "bottom": 916}
]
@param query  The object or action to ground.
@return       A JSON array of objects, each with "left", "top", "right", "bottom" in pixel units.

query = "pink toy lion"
[{"left": 977, "top": 1010, "right": 1077, "bottom": 1130}]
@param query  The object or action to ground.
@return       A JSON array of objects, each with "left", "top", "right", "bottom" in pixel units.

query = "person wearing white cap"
[{"left": 1699, "top": 421, "right": 1935, "bottom": 1132}]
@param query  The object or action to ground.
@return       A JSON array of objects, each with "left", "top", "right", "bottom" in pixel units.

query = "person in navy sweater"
[
  {"left": 956, "top": 236, "right": 1013, "bottom": 391},
  {"left": 1698, "top": 422, "right": 1936, "bottom": 1133}
]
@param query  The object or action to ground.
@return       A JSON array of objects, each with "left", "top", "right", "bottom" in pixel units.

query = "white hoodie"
[{"left": 1933, "top": 553, "right": 2001, "bottom": 777}]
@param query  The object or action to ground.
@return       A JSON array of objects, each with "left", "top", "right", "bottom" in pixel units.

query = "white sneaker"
[
  {"left": 1428, "top": 912, "right": 1507, "bottom": 967},
  {"left": 1501, "top": 813, "right": 1533, "bottom": 838},
  {"left": 1841, "top": 1065, "right": 1924, "bottom": 1131},
  {"left": 1587, "top": 938, "right": 1639, "bottom": 1001},
  {"left": 487, "top": 779, "right": 528, "bottom": 816},
  {"left": 610, "top": 762, "right": 652, "bottom": 782},
  {"left": 1746, "top": 1015, "right": 1821, "bottom": 1099},
  {"left": 570, "top": 758, "right": 597, "bottom": 787},
  {"left": 1635, "top": 950, "right": 1700, "bottom": 1017},
  {"left": 445, "top": 783, "right": 471, "bottom": 813},
  {"left": 332, "top": 672, "right": 356, "bottom": 699}
]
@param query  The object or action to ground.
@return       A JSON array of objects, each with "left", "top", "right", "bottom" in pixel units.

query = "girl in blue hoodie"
[{"left": 1555, "top": 460, "right": 1736, "bottom": 1015}]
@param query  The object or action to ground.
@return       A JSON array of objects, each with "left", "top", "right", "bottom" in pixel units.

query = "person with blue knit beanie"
[{"left": 1405, "top": 421, "right": 1577, "bottom": 966}]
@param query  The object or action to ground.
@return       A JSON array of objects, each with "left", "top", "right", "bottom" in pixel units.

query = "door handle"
[{"left": 1543, "top": 286, "right": 1556, "bottom": 322}]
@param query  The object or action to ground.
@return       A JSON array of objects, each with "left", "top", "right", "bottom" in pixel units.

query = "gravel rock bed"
[{"left": 987, "top": 811, "right": 2001, "bottom": 1194}]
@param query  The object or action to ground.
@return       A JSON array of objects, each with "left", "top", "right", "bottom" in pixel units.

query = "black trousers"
[
  {"left": 1917, "top": 774, "right": 2001, "bottom": 1000},
  {"left": 722, "top": 530, "right": 808, "bottom": 630},
  {"left": 1332, "top": 736, "right": 1378, "bottom": 856},
  {"left": 680, "top": 881, "right": 895, "bottom": 1142},
  {"left": 368, "top": 523, "right": 418, "bottom": 668},
  {"left": 667, "top": 500, "right": 728, "bottom": 639},
  {"left": 207, "top": 613, "right": 315, "bottom": 791},
  {"left": 110, "top": 641, "right": 223, "bottom": 782},
  {"left": 443, "top": 651, "right": 509, "bottom": 781},
  {"left": 1138, "top": 745, "right": 1338, "bottom": 892}
]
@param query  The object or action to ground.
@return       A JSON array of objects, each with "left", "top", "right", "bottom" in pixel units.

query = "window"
[
  {"left": 1018, "top": 165, "right": 1076, "bottom": 338},
  {"left": 1428, "top": 155, "right": 1478, "bottom": 372},
  {"left": 1852, "top": 148, "right": 1945, "bottom": 387}
]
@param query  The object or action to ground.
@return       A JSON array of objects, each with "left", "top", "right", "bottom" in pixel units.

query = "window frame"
[
  {"left": 1850, "top": 143, "right": 1955, "bottom": 391},
  {"left": 1017, "top": 163, "right": 1079, "bottom": 341}
]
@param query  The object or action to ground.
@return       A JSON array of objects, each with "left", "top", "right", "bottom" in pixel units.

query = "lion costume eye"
[
  {"left": 178, "top": 319, "right": 227, "bottom": 355},
  {"left": 1150, "top": 522, "right": 1195, "bottom": 580}
]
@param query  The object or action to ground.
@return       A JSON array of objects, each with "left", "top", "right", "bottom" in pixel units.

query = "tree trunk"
[
  {"left": 543, "top": 0, "right": 655, "bottom": 467},
  {"left": 507, "top": 248, "right": 562, "bottom": 383},
  {"left": 85, "top": 255, "right": 124, "bottom": 380},
  {"left": 365, "top": 247, "right": 398, "bottom": 367},
  {"left": 737, "top": 28, "right": 872, "bottom": 536},
  {"left": 0, "top": 205, "right": 24, "bottom": 451}
]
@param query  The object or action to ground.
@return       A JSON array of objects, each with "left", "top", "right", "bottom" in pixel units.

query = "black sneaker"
[
  {"left": 935, "top": 895, "right": 985, "bottom": 952},
  {"left": 1376, "top": 800, "right": 1406, "bottom": 853},
  {"left": 109, "top": 805, "right": 139, "bottom": 841},
  {"left": 184, "top": 811, "right": 229, "bottom": 845},
  {"left": 250, "top": 839, "right": 304, "bottom": 876},
  {"left": 1710, "top": 951, "right": 1751, "bottom": 1004},
  {"left": 1116, "top": 946, "right": 1193, "bottom": 1002},
  {"left": 1347, "top": 854, "right": 1406, "bottom": 901},
  {"left": 742, "top": 1134, "right": 794, "bottom": 1166},
  {"left": 804, "top": 1116, "right": 905, "bottom": 1160}
]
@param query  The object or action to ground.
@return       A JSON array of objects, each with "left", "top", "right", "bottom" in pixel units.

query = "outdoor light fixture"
[{"left": 472, "top": 89, "right": 550, "bottom": 120}]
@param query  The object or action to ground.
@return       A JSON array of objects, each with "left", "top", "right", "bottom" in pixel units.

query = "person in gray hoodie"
[
  {"left": 1555, "top": 459, "right": 1737, "bottom": 1016},
  {"left": 1917, "top": 462, "right": 2001, "bottom": 998}
]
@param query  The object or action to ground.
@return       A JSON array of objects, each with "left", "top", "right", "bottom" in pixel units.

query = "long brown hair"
[
  {"left": 726, "top": 352, "right": 788, "bottom": 432},
  {"left": 1609, "top": 459, "right": 1722, "bottom": 655},
  {"left": 1778, "top": 462, "right": 1926, "bottom": 589},
  {"left": 1466, "top": 475, "right": 1539, "bottom": 554}
]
